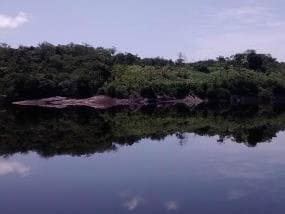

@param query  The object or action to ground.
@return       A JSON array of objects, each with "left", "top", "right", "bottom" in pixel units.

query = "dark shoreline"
[
  {"left": 9, "top": 94, "right": 285, "bottom": 110},
  {"left": 12, "top": 95, "right": 204, "bottom": 109}
]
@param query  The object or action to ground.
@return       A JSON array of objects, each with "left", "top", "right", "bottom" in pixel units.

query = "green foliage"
[
  {"left": 104, "top": 65, "right": 193, "bottom": 98},
  {"left": 0, "top": 43, "right": 113, "bottom": 100},
  {"left": 103, "top": 64, "right": 285, "bottom": 101},
  {"left": 0, "top": 44, "right": 284, "bottom": 102}
]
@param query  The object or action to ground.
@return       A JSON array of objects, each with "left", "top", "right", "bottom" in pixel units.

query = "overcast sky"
[{"left": 1, "top": 0, "right": 285, "bottom": 61}]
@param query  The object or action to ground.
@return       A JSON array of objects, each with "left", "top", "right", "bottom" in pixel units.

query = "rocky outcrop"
[{"left": 13, "top": 95, "right": 203, "bottom": 109}]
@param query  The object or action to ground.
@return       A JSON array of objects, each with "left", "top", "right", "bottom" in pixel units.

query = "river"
[{"left": 0, "top": 105, "right": 284, "bottom": 214}]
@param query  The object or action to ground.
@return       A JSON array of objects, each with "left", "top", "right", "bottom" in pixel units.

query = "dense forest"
[
  {"left": 0, "top": 105, "right": 284, "bottom": 157},
  {"left": 0, "top": 42, "right": 285, "bottom": 102}
]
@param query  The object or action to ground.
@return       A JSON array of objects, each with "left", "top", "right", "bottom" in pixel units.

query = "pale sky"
[{"left": 1, "top": 0, "right": 285, "bottom": 61}]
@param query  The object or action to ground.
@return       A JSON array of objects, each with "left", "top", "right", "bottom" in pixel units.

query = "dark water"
[{"left": 0, "top": 105, "right": 285, "bottom": 214}]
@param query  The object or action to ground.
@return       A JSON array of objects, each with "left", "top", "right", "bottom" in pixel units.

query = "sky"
[{"left": 1, "top": 0, "right": 285, "bottom": 61}]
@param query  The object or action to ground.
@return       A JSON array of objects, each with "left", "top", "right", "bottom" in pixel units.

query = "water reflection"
[
  {"left": 165, "top": 201, "right": 179, "bottom": 211},
  {"left": 0, "top": 159, "right": 30, "bottom": 176},
  {"left": 227, "top": 190, "right": 248, "bottom": 200},
  {"left": 119, "top": 191, "right": 179, "bottom": 212},
  {"left": 0, "top": 105, "right": 284, "bottom": 157},
  {"left": 122, "top": 194, "right": 144, "bottom": 211},
  {"left": 1, "top": 131, "right": 285, "bottom": 214}
]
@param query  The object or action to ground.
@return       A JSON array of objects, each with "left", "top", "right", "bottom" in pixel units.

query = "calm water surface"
[{"left": 1, "top": 106, "right": 285, "bottom": 214}]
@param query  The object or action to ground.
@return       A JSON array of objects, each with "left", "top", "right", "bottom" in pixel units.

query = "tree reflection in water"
[{"left": 0, "top": 104, "right": 284, "bottom": 157}]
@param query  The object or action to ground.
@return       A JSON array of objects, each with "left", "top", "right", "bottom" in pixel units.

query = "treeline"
[{"left": 0, "top": 43, "right": 284, "bottom": 101}]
